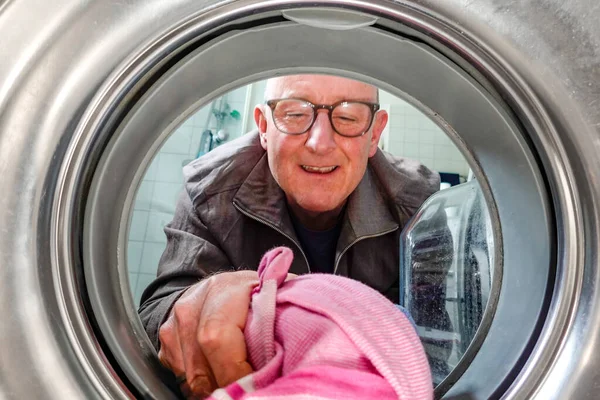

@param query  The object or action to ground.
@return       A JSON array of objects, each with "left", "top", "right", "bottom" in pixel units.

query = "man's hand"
[{"left": 157, "top": 270, "right": 258, "bottom": 398}]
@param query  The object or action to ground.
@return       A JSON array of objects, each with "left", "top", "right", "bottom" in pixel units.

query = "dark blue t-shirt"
[{"left": 290, "top": 213, "right": 343, "bottom": 274}]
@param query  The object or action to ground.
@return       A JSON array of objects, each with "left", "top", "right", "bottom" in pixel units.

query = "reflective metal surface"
[
  {"left": 87, "top": 11, "right": 548, "bottom": 397},
  {"left": 0, "top": 0, "right": 598, "bottom": 399}
]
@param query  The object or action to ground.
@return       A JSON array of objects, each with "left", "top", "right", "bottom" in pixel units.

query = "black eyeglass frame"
[{"left": 265, "top": 98, "right": 381, "bottom": 137}]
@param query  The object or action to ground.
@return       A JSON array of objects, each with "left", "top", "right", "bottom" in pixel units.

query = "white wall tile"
[
  {"left": 161, "top": 125, "right": 192, "bottom": 155},
  {"left": 419, "top": 144, "right": 435, "bottom": 159},
  {"left": 151, "top": 182, "right": 183, "bottom": 214},
  {"left": 227, "top": 86, "right": 249, "bottom": 103},
  {"left": 451, "top": 161, "right": 470, "bottom": 176},
  {"left": 450, "top": 148, "right": 467, "bottom": 161},
  {"left": 226, "top": 120, "right": 244, "bottom": 139},
  {"left": 387, "top": 141, "right": 404, "bottom": 155},
  {"left": 404, "top": 130, "right": 419, "bottom": 143},
  {"left": 127, "top": 241, "right": 144, "bottom": 273},
  {"left": 434, "top": 144, "right": 450, "bottom": 159},
  {"left": 156, "top": 153, "right": 188, "bottom": 184},
  {"left": 434, "top": 159, "right": 454, "bottom": 173},
  {"left": 388, "top": 138, "right": 404, "bottom": 149},
  {"left": 191, "top": 106, "right": 211, "bottom": 128},
  {"left": 128, "top": 273, "right": 138, "bottom": 301},
  {"left": 145, "top": 211, "right": 173, "bottom": 244},
  {"left": 129, "top": 211, "right": 149, "bottom": 241},
  {"left": 389, "top": 114, "right": 404, "bottom": 128},
  {"left": 246, "top": 81, "right": 267, "bottom": 133},
  {"left": 388, "top": 129, "right": 404, "bottom": 142},
  {"left": 418, "top": 117, "right": 436, "bottom": 130},
  {"left": 140, "top": 242, "right": 167, "bottom": 275},
  {"left": 405, "top": 116, "right": 419, "bottom": 130},
  {"left": 390, "top": 104, "right": 406, "bottom": 116},
  {"left": 405, "top": 105, "right": 420, "bottom": 116},
  {"left": 439, "top": 134, "right": 454, "bottom": 146},
  {"left": 180, "top": 117, "right": 195, "bottom": 129},
  {"left": 419, "top": 130, "right": 437, "bottom": 145},
  {"left": 133, "top": 180, "right": 155, "bottom": 211},
  {"left": 378, "top": 90, "right": 396, "bottom": 106},
  {"left": 420, "top": 158, "right": 435, "bottom": 170},
  {"left": 142, "top": 155, "right": 159, "bottom": 182},
  {"left": 404, "top": 143, "right": 420, "bottom": 158}
]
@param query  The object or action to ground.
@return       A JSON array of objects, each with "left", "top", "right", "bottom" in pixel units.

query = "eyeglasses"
[{"left": 266, "top": 98, "right": 380, "bottom": 137}]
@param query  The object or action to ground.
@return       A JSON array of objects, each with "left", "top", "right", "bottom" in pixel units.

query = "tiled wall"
[
  {"left": 128, "top": 86, "right": 249, "bottom": 306},
  {"left": 128, "top": 82, "right": 472, "bottom": 306},
  {"left": 380, "top": 91, "right": 470, "bottom": 178}
]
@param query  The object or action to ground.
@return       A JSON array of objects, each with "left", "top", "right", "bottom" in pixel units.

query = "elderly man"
[{"left": 139, "top": 74, "right": 442, "bottom": 398}]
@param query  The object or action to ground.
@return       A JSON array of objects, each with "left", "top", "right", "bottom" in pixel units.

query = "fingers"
[
  {"left": 198, "top": 272, "right": 257, "bottom": 388},
  {"left": 157, "top": 306, "right": 185, "bottom": 376},
  {"left": 199, "top": 307, "right": 254, "bottom": 388},
  {"left": 157, "top": 271, "right": 258, "bottom": 399},
  {"left": 194, "top": 272, "right": 257, "bottom": 393},
  {"left": 158, "top": 281, "right": 214, "bottom": 397},
  {"left": 178, "top": 378, "right": 202, "bottom": 400},
  {"left": 175, "top": 289, "right": 217, "bottom": 397},
  {"left": 200, "top": 320, "right": 254, "bottom": 388}
]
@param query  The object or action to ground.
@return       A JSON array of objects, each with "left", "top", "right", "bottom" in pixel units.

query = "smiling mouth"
[{"left": 301, "top": 165, "right": 338, "bottom": 174}]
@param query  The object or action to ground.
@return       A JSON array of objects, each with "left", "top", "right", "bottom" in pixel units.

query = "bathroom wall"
[
  {"left": 127, "top": 85, "right": 249, "bottom": 306},
  {"left": 243, "top": 80, "right": 267, "bottom": 133},
  {"left": 127, "top": 80, "right": 471, "bottom": 306},
  {"left": 379, "top": 90, "right": 469, "bottom": 178}
]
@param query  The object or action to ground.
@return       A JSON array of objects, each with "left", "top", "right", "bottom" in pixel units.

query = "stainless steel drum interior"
[{"left": 0, "top": 0, "right": 598, "bottom": 399}]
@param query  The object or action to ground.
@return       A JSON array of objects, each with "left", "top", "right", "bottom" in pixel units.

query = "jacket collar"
[
  {"left": 232, "top": 151, "right": 399, "bottom": 252},
  {"left": 232, "top": 154, "right": 297, "bottom": 240}
]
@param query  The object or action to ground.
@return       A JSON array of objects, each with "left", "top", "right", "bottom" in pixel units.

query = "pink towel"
[{"left": 209, "top": 247, "right": 433, "bottom": 400}]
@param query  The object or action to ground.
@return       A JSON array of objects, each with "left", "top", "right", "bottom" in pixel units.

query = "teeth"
[{"left": 301, "top": 165, "right": 337, "bottom": 173}]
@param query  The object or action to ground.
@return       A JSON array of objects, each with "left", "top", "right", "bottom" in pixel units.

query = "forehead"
[{"left": 266, "top": 74, "right": 378, "bottom": 103}]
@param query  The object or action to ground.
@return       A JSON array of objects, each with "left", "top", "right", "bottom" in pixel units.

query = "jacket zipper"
[
  {"left": 233, "top": 201, "right": 311, "bottom": 273},
  {"left": 333, "top": 226, "right": 400, "bottom": 275}
]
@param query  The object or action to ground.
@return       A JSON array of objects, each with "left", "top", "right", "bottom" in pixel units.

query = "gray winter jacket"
[{"left": 139, "top": 130, "right": 441, "bottom": 349}]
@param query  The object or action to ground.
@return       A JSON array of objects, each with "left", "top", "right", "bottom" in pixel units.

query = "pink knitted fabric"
[{"left": 209, "top": 247, "right": 433, "bottom": 400}]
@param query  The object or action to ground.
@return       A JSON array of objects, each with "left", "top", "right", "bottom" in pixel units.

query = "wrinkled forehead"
[{"left": 264, "top": 74, "right": 379, "bottom": 103}]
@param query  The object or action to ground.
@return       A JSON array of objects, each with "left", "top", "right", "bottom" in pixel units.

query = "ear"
[
  {"left": 368, "top": 109, "right": 388, "bottom": 157},
  {"left": 254, "top": 105, "right": 268, "bottom": 133},
  {"left": 254, "top": 105, "right": 269, "bottom": 150}
]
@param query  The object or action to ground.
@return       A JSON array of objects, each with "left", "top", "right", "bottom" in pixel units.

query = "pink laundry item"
[{"left": 209, "top": 247, "right": 433, "bottom": 400}]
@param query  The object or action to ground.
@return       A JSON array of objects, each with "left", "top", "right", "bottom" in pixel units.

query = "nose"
[{"left": 305, "top": 110, "right": 337, "bottom": 154}]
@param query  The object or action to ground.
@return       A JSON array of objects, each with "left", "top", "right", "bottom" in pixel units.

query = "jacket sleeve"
[{"left": 138, "top": 188, "right": 232, "bottom": 350}]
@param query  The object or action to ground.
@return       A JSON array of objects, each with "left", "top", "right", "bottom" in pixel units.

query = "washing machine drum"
[{"left": 0, "top": 1, "right": 598, "bottom": 399}]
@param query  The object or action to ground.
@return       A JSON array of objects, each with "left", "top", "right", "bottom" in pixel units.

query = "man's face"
[{"left": 254, "top": 74, "right": 388, "bottom": 214}]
